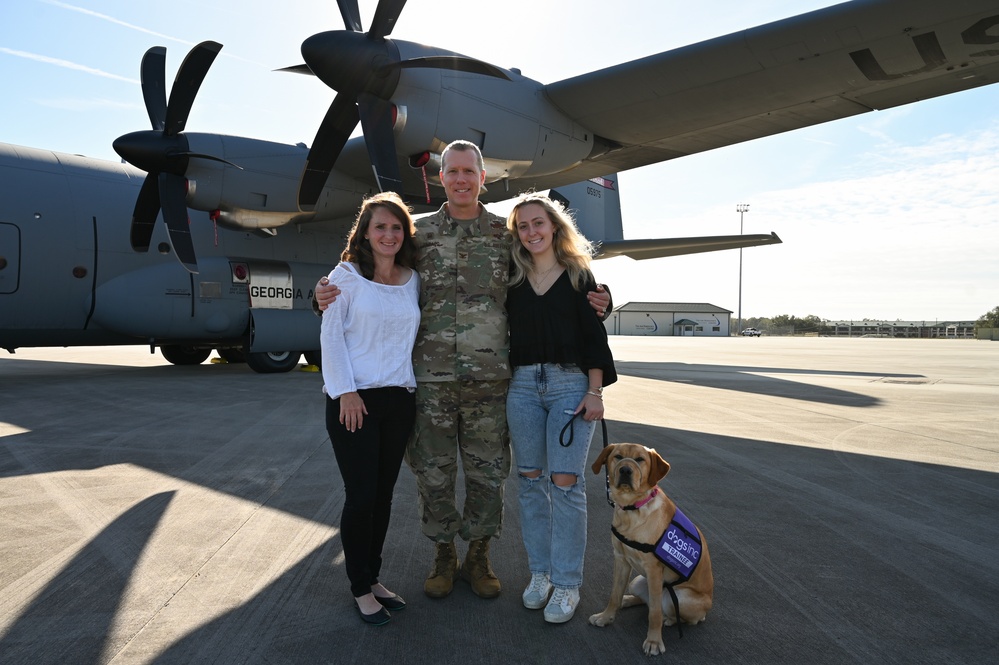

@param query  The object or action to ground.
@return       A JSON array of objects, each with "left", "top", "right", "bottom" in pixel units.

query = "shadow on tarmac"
[
  {"left": 1, "top": 352, "right": 997, "bottom": 663},
  {"left": 615, "top": 359, "right": 924, "bottom": 406}
]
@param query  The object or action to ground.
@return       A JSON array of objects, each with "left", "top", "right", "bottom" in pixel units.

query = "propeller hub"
[
  {"left": 301, "top": 30, "right": 400, "bottom": 98},
  {"left": 113, "top": 130, "right": 190, "bottom": 175}
]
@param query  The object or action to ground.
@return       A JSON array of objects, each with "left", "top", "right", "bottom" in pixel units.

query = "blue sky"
[{"left": 2, "top": 0, "right": 998, "bottom": 322}]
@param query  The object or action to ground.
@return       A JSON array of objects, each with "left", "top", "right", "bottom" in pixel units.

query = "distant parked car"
[{"left": 741, "top": 328, "right": 762, "bottom": 337}]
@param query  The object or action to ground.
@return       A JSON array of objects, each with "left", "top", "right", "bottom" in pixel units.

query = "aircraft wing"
[
  {"left": 596, "top": 232, "right": 782, "bottom": 261},
  {"left": 537, "top": 0, "right": 999, "bottom": 184}
]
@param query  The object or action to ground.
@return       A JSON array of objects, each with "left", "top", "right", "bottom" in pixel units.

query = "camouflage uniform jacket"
[{"left": 412, "top": 203, "right": 511, "bottom": 382}]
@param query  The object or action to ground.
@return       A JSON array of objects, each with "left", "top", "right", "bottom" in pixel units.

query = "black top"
[{"left": 506, "top": 271, "right": 617, "bottom": 386}]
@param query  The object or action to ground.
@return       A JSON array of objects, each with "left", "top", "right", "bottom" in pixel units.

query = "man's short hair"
[{"left": 441, "top": 140, "right": 485, "bottom": 173}]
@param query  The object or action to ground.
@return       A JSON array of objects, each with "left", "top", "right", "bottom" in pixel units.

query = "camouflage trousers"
[{"left": 405, "top": 378, "right": 511, "bottom": 543}]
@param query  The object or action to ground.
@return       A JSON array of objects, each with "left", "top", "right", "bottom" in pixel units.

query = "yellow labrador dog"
[{"left": 589, "top": 443, "right": 713, "bottom": 656}]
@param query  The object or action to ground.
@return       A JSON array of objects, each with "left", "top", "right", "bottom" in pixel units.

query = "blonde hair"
[{"left": 506, "top": 192, "right": 595, "bottom": 291}]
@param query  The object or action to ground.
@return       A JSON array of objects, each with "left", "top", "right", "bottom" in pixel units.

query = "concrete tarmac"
[{"left": 1, "top": 337, "right": 997, "bottom": 664}]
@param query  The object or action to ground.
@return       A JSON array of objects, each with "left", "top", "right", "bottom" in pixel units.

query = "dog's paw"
[
  {"left": 620, "top": 593, "right": 645, "bottom": 609},
  {"left": 642, "top": 637, "right": 666, "bottom": 656},
  {"left": 588, "top": 612, "right": 616, "bottom": 627}
]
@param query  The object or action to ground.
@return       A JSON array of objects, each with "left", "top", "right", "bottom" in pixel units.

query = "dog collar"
[{"left": 621, "top": 486, "right": 659, "bottom": 511}]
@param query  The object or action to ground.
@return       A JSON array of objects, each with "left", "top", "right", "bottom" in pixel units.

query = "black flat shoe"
[
  {"left": 375, "top": 593, "right": 406, "bottom": 611},
  {"left": 357, "top": 604, "right": 392, "bottom": 626}
]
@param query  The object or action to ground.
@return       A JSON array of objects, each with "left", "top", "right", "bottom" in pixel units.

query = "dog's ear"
[
  {"left": 591, "top": 445, "right": 614, "bottom": 474},
  {"left": 647, "top": 447, "right": 671, "bottom": 484}
]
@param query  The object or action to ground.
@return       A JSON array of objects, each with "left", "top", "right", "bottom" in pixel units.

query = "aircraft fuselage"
[{"left": 0, "top": 143, "right": 342, "bottom": 367}]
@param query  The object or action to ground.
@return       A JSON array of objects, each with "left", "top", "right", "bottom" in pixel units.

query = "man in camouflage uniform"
[
  {"left": 407, "top": 140, "right": 512, "bottom": 599},
  {"left": 316, "top": 140, "right": 611, "bottom": 600}
]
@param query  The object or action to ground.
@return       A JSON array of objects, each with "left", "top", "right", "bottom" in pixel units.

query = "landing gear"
[
  {"left": 217, "top": 348, "right": 247, "bottom": 364},
  {"left": 246, "top": 350, "right": 301, "bottom": 373},
  {"left": 160, "top": 345, "right": 212, "bottom": 366},
  {"left": 158, "top": 345, "right": 306, "bottom": 373}
]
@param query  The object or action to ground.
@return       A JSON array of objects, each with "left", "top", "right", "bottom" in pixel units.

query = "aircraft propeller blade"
[
  {"left": 130, "top": 175, "right": 161, "bottom": 252},
  {"left": 113, "top": 40, "right": 223, "bottom": 273},
  {"left": 358, "top": 92, "right": 403, "bottom": 194},
  {"left": 299, "top": 92, "right": 360, "bottom": 207},
  {"left": 158, "top": 172, "right": 198, "bottom": 273},
  {"left": 337, "top": 0, "right": 363, "bottom": 32},
  {"left": 297, "top": 0, "right": 507, "bottom": 207},
  {"left": 275, "top": 63, "right": 313, "bottom": 76},
  {"left": 164, "top": 42, "right": 222, "bottom": 136},
  {"left": 385, "top": 56, "right": 512, "bottom": 80},
  {"left": 367, "top": 0, "right": 407, "bottom": 41},
  {"left": 140, "top": 47, "right": 167, "bottom": 131}
]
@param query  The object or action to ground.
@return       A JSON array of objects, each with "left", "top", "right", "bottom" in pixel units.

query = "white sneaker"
[
  {"left": 543, "top": 586, "right": 580, "bottom": 623},
  {"left": 522, "top": 572, "right": 553, "bottom": 610}
]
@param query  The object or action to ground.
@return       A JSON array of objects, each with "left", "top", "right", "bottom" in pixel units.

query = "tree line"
[{"left": 739, "top": 314, "right": 826, "bottom": 335}]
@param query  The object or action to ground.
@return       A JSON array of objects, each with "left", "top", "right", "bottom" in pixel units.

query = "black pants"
[{"left": 326, "top": 387, "right": 416, "bottom": 598}]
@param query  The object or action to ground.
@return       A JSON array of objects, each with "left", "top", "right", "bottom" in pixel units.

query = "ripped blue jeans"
[{"left": 507, "top": 363, "right": 595, "bottom": 589}]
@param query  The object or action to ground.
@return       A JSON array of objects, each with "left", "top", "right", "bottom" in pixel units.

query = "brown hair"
[
  {"left": 441, "top": 139, "right": 485, "bottom": 173},
  {"left": 341, "top": 192, "right": 418, "bottom": 280}
]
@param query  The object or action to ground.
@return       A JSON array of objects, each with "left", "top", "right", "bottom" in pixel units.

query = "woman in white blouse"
[{"left": 320, "top": 192, "right": 421, "bottom": 626}]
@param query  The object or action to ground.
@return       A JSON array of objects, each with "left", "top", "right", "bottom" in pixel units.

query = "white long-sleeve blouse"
[{"left": 320, "top": 262, "right": 421, "bottom": 400}]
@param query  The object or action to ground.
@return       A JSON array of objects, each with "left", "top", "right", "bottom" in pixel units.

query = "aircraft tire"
[
  {"left": 303, "top": 350, "right": 321, "bottom": 366},
  {"left": 246, "top": 351, "right": 301, "bottom": 374},
  {"left": 161, "top": 345, "right": 212, "bottom": 366}
]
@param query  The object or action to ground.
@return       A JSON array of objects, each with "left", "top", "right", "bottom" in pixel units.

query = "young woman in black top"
[{"left": 505, "top": 193, "right": 617, "bottom": 624}]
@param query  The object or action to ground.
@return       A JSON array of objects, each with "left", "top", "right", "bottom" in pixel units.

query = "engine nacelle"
[{"left": 390, "top": 48, "right": 595, "bottom": 181}]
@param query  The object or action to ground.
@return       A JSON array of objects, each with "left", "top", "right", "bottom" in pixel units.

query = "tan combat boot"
[
  {"left": 424, "top": 541, "right": 459, "bottom": 598},
  {"left": 460, "top": 538, "right": 501, "bottom": 598}
]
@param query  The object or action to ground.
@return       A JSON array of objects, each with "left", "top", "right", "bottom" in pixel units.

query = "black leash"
[
  {"left": 558, "top": 410, "right": 607, "bottom": 448},
  {"left": 558, "top": 411, "right": 616, "bottom": 507}
]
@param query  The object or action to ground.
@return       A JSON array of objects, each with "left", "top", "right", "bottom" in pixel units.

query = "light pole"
[{"left": 736, "top": 203, "right": 750, "bottom": 335}]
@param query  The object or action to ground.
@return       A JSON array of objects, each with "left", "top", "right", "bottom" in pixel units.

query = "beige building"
[{"left": 604, "top": 302, "right": 732, "bottom": 337}]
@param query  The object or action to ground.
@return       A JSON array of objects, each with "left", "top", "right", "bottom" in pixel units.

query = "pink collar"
[{"left": 620, "top": 486, "right": 659, "bottom": 511}]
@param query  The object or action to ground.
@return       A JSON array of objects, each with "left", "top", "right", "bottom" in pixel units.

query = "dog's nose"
[{"left": 617, "top": 466, "right": 633, "bottom": 485}]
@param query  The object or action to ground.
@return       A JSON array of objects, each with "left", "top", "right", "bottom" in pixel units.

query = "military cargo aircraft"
[{"left": 2, "top": 0, "right": 997, "bottom": 371}]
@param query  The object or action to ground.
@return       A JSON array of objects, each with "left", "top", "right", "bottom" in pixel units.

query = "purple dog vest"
[{"left": 653, "top": 506, "right": 702, "bottom": 581}]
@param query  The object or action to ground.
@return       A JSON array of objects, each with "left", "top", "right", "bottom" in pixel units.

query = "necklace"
[
  {"left": 529, "top": 262, "right": 560, "bottom": 293},
  {"left": 373, "top": 266, "right": 396, "bottom": 285}
]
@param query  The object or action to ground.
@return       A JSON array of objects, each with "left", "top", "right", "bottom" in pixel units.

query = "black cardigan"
[{"left": 506, "top": 271, "right": 617, "bottom": 386}]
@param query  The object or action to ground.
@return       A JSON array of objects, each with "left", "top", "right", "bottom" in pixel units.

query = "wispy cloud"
[
  {"left": 36, "top": 97, "right": 142, "bottom": 112},
  {"left": 801, "top": 136, "right": 837, "bottom": 146},
  {"left": 0, "top": 47, "right": 138, "bottom": 83},
  {"left": 41, "top": 0, "right": 268, "bottom": 68},
  {"left": 42, "top": 0, "right": 194, "bottom": 47}
]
